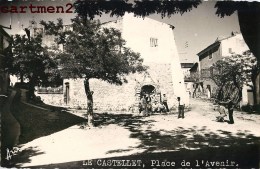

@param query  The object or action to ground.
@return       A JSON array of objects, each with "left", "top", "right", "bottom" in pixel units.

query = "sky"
[{"left": 0, "top": 0, "right": 240, "bottom": 63}]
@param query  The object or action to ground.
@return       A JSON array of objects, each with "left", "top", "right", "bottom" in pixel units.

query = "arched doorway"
[
  {"left": 133, "top": 72, "right": 161, "bottom": 112},
  {"left": 139, "top": 84, "right": 161, "bottom": 103},
  {"left": 140, "top": 85, "right": 155, "bottom": 98}
]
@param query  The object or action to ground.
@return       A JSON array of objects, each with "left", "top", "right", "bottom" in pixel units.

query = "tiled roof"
[
  {"left": 197, "top": 33, "right": 241, "bottom": 57},
  {"left": 0, "top": 26, "right": 11, "bottom": 39}
]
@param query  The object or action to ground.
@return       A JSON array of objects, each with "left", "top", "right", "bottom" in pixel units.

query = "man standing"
[
  {"left": 140, "top": 95, "right": 147, "bottom": 116},
  {"left": 219, "top": 96, "right": 235, "bottom": 124},
  {"left": 227, "top": 97, "right": 235, "bottom": 124},
  {"left": 177, "top": 97, "right": 185, "bottom": 118},
  {"left": 162, "top": 94, "right": 169, "bottom": 112}
]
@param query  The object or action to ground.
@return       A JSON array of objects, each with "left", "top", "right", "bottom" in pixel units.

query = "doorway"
[{"left": 64, "top": 82, "right": 70, "bottom": 104}]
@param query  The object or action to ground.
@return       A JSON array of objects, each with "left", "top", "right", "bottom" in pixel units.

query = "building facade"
[
  {"left": 197, "top": 33, "right": 256, "bottom": 105},
  {"left": 36, "top": 14, "right": 188, "bottom": 111},
  {"left": 181, "top": 62, "right": 195, "bottom": 96}
]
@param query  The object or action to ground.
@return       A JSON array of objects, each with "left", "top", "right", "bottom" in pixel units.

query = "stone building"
[
  {"left": 197, "top": 32, "right": 257, "bottom": 105},
  {"left": 36, "top": 13, "right": 188, "bottom": 111},
  {"left": 181, "top": 62, "right": 195, "bottom": 95}
]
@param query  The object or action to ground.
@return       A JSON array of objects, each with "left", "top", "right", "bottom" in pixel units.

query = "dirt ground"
[{"left": 5, "top": 98, "right": 260, "bottom": 168}]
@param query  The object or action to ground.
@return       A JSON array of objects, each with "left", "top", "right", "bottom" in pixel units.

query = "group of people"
[
  {"left": 138, "top": 92, "right": 235, "bottom": 124},
  {"left": 139, "top": 93, "right": 169, "bottom": 116},
  {"left": 139, "top": 93, "right": 185, "bottom": 119}
]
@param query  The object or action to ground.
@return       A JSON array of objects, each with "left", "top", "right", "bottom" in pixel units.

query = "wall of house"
[
  {"left": 242, "top": 85, "right": 251, "bottom": 105},
  {"left": 121, "top": 14, "right": 176, "bottom": 64},
  {"left": 35, "top": 92, "right": 64, "bottom": 106},
  {"left": 199, "top": 45, "right": 221, "bottom": 70},
  {"left": 221, "top": 34, "right": 250, "bottom": 56},
  {"left": 198, "top": 46, "right": 221, "bottom": 97},
  {"left": 198, "top": 34, "right": 252, "bottom": 101}
]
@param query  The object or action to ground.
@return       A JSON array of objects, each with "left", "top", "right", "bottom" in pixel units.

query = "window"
[
  {"left": 201, "top": 69, "right": 211, "bottom": 78},
  {"left": 212, "top": 66, "right": 220, "bottom": 76},
  {"left": 228, "top": 48, "right": 232, "bottom": 53},
  {"left": 150, "top": 38, "right": 158, "bottom": 47}
]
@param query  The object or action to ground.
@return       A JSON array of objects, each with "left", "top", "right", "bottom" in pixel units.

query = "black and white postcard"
[{"left": 1, "top": 0, "right": 259, "bottom": 168}]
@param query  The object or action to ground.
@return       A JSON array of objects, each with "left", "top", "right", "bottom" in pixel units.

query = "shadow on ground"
[
  {"left": 7, "top": 112, "right": 260, "bottom": 168},
  {"left": 72, "top": 113, "right": 260, "bottom": 168},
  {"left": 1, "top": 89, "right": 86, "bottom": 167},
  {"left": 11, "top": 90, "right": 86, "bottom": 144},
  {"left": 93, "top": 113, "right": 260, "bottom": 152}
]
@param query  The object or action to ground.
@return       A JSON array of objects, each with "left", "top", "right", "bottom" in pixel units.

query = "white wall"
[
  {"left": 122, "top": 13, "right": 188, "bottom": 105},
  {"left": 221, "top": 34, "right": 250, "bottom": 56},
  {"left": 122, "top": 14, "right": 173, "bottom": 64}
]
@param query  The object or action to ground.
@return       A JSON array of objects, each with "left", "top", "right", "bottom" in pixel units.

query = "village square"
[{"left": 1, "top": 1, "right": 260, "bottom": 168}]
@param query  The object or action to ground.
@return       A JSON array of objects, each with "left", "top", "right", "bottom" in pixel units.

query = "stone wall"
[
  {"left": 64, "top": 77, "right": 136, "bottom": 110},
  {"left": 63, "top": 63, "right": 180, "bottom": 111},
  {"left": 35, "top": 93, "right": 64, "bottom": 107}
]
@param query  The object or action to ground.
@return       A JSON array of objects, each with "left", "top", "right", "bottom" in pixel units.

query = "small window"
[
  {"left": 229, "top": 48, "right": 232, "bottom": 53},
  {"left": 150, "top": 38, "right": 158, "bottom": 47}
]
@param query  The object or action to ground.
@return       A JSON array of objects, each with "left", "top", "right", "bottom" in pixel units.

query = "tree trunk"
[
  {"left": 217, "top": 83, "right": 225, "bottom": 101},
  {"left": 251, "top": 70, "right": 259, "bottom": 106},
  {"left": 28, "top": 78, "right": 36, "bottom": 101},
  {"left": 84, "top": 79, "right": 94, "bottom": 127},
  {"left": 192, "top": 85, "right": 197, "bottom": 98},
  {"left": 20, "top": 74, "right": 24, "bottom": 83},
  {"left": 251, "top": 80, "right": 257, "bottom": 106},
  {"left": 237, "top": 6, "right": 260, "bottom": 62}
]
